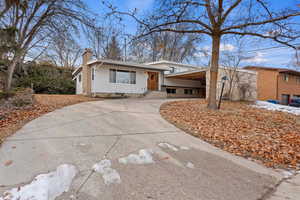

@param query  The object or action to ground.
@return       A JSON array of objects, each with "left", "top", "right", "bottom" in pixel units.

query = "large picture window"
[{"left": 109, "top": 69, "right": 136, "bottom": 84}]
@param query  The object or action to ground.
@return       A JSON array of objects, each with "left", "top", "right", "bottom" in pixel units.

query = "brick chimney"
[{"left": 82, "top": 48, "right": 93, "bottom": 96}]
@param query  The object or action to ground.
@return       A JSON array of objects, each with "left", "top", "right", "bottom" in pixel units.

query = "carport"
[{"left": 163, "top": 69, "right": 207, "bottom": 98}]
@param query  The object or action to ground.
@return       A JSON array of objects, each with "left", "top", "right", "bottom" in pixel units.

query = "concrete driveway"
[{"left": 0, "top": 99, "right": 282, "bottom": 200}]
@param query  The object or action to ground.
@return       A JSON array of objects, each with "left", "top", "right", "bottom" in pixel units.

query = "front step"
[{"left": 144, "top": 91, "right": 167, "bottom": 99}]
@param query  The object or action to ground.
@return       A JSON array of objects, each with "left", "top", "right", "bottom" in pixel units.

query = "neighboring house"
[
  {"left": 73, "top": 48, "right": 257, "bottom": 101},
  {"left": 244, "top": 66, "right": 300, "bottom": 104}
]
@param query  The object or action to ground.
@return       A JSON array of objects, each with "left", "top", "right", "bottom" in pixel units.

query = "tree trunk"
[
  {"left": 207, "top": 34, "right": 221, "bottom": 109},
  {"left": 5, "top": 56, "right": 20, "bottom": 92}
]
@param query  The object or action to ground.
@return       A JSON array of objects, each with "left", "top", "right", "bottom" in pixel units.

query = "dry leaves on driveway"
[{"left": 160, "top": 100, "right": 300, "bottom": 170}]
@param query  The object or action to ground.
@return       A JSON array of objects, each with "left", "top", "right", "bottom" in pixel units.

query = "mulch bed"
[
  {"left": 0, "top": 94, "right": 100, "bottom": 145},
  {"left": 160, "top": 100, "right": 300, "bottom": 170}
]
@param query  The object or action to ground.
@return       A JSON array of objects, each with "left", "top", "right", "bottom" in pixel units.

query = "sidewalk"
[{"left": 268, "top": 173, "right": 300, "bottom": 200}]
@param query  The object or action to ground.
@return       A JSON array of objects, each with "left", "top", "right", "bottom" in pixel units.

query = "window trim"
[
  {"left": 184, "top": 89, "right": 193, "bottom": 95},
  {"left": 92, "top": 68, "right": 95, "bottom": 81},
  {"left": 78, "top": 74, "right": 81, "bottom": 82},
  {"left": 283, "top": 74, "right": 289, "bottom": 82},
  {"left": 296, "top": 77, "right": 300, "bottom": 85},
  {"left": 109, "top": 69, "right": 136, "bottom": 84}
]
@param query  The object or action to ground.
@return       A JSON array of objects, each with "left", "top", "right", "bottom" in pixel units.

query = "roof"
[
  {"left": 145, "top": 60, "right": 199, "bottom": 69},
  {"left": 244, "top": 66, "right": 300, "bottom": 76},
  {"left": 88, "top": 59, "right": 169, "bottom": 71},
  {"left": 72, "top": 66, "right": 82, "bottom": 77},
  {"left": 165, "top": 68, "right": 208, "bottom": 80}
]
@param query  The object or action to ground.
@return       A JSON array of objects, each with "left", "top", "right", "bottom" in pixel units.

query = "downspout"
[
  {"left": 276, "top": 73, "right": 279, "bottom": 100},
  {"left": 92, "top": 61, "right": 104, "bottom": 97}
]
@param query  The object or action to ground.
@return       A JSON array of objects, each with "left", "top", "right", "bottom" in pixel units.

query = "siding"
[
  {"left": 91, "top": 64, "right": 162, "bottom": 94},
  {"left": 76, "top": 72, "right": 83, "bottom": 94},
  {"left": 164, "top": 78, "right": 203, "bottom": 88}
]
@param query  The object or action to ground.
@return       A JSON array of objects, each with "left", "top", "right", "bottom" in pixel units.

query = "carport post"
[{"left": 218, "top": 76, "right": 228, "bottom": 109}]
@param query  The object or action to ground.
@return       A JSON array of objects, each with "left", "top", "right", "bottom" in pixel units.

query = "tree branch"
[
  {"left": 223, "top": 31, "right": 297, "bottom": 48},
  {"left": 222, "top": 12, "right": 300, "bottom": 32}
]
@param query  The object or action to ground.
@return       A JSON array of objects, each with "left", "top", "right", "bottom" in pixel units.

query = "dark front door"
[{"left": 147, "top": 72, "right": 159, "bottom": 91}]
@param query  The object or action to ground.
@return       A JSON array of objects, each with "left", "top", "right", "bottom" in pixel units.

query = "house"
[
  {"left": 244, "top": 66, "right": 300, "bottom": 104},
  {"left": 73, "top": 48, "right": 257, "bottom": 101}
]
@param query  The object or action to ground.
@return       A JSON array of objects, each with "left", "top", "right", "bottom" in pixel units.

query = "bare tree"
[
  {"left": 105, "top": 0, "right": 300, "bottom": 109},
  {"left": 104, "top": 35, "right": 122, "bottom": 60},
  {"left": 0, "top": 0, "right": 21, "bottom": 18},
  {"left": 84, "top": 20, "right": 123, "bottom": 59},
  {"left": 0, "top": 0, "right": 94, "bottom": 92},
  {"left": 85, "top": 26, "right": 105, "bottom": 59},
  {"left": 220, "top": 36, "right": 246, "bottom": 100},
  {"left": 130, "top": 24, "right": 202, "bottom": 63},
  {"left": 41, "top": 32, "right": 82, "bottom": 68}
]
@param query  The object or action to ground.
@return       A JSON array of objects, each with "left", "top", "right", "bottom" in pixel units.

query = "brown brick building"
[{"left": 244, "top": 66, "right": 300, "bottom": 104}]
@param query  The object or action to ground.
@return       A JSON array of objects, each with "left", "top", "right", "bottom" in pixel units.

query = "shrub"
[
  {"left": 16, "top": 63, "right": 75, "bottom": 94},
  {"left": 0, "top": 91, "right": 15, "bottom": 99}
]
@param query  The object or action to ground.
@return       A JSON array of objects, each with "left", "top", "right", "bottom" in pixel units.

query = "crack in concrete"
[
  {"left": 257, "top": 172, "right": 298, "bottom": 200},
  {"left": 75, "top": 136, "right": 122, "bottom": 195},
  {"left": 5, "top": 130, "right": 180, "bottom": 142}
]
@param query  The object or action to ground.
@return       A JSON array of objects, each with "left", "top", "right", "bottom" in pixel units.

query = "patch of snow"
[
  {"left": 158, "top": 143, "right": 179, "bottom": 151},
  {"left": 0, "top": 164, "right": 77, "bottom": 200},
  {"left": 253, "top": 101, "right": 300, "bottom": 115},
  {"left": 118, "top": 149, "right": 154, "bottom": 165},
  {"left": 281, "top": 170, "right": 294, "bottom": 178},
  {"left": 186, "top": 162, "right": 195, "bottom": 169},
  {"left": 180, "top": 146, "right": 190, "bottom": 150},
  {"left": 93, "top": 159, "right": 121, "bottom": 185}
]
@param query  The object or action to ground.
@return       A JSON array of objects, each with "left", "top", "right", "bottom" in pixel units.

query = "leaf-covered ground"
[
  {"left": 160, "top": 100, "right": 300, "bottom": 170},
  {"left": 0, "top": 94, "right": 100, "bottom": 145}
]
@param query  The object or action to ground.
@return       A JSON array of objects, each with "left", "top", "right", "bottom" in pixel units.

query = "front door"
[{"left": 147, "top": 72, "right": 159, "bottom": 91}]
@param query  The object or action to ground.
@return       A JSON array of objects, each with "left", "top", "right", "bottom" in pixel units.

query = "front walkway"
[{"left": 0, "top": 99, "right": 284, "bottom": 199}]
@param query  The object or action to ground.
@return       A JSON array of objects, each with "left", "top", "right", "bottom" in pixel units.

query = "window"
[
  {"left": 283, "top": 74, "right": 289, "bottom": 82},
  {"left": 78, "top": 74, "right": 81, "bottom": 82},
  {"left": 166, "top": 88, "right": 176, "bottom": 94},
  {"left": 194, "top": 89, "right": 200, "bottom": 94},
  {"left": 109, "top": 69, "right": 136, "bottom": 84},
  {"left": 92, "top": 68, "right": 95, "bottom": 80},
  {"left": 296, "top": 77, "right": 300, "bottom": 84},
  {"left": 184, "top": 89, "right": 193, "bottom": 95}
]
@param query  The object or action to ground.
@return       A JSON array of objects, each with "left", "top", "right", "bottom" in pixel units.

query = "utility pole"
[{"left": 124, "top": 37, "right": 127, "bottom": 62}]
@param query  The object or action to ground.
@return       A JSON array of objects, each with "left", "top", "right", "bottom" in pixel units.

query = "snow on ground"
[
  {"left": 0, "top": 164, "right": 77, "bottom": 200},
  {"left": 118, "top": 149, "right": 154, "bottom": 165},
  {"left": 253, "top": 101, "right": 300, "bottom": 115},
  {"left": 158, "top": 143, "right": 179, "bottom": 151},
  {"left": 180, "top": 146, "right": 190, "bottom": 150},
  {"left": 186, "top": 162, "right": 195, "bottom": 169},
  {"left": 93, "top": 159, "right": 121, "bottom": 185}
]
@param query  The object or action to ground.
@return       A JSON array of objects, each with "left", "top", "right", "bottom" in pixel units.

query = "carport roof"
[{"left": 165, "top": 68, "right": 207, "bottom": 80}]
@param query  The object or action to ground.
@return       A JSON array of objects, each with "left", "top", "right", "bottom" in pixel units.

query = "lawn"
[
  {"left": 160, "top": 100, "right": 300, "bottom": 170},
  {"left": 0, "top": 94, "right": 100, "bottom": 145}
]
